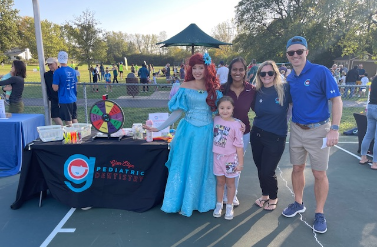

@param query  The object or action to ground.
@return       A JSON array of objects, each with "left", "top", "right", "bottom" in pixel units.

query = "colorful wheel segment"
[{"left": 89, "top": 100, "right": 124, "bottom": 134}]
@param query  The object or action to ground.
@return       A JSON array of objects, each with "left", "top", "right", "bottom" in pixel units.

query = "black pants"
[
  {"left": 140, "top": 78, "right": 148, "bottom": 91},
  {"left": 250, "top": 126, "right": 286, "bottom": 200},
  {"left": 113, "top": 75, "right": 118, "bottom": 83}
]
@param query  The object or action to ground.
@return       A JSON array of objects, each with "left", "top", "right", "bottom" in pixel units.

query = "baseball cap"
[
  {"left": 286, "top": 36, "right": 308, "bottom": 50},
  {"left": 45, "top": 57, "right": 58, "bottom": 65},
  {"left": 219, "top": 61, "right": 224, "bottom": 65},
  {"left": 58, "top": 51, "right": 68, "bottom": 64}
]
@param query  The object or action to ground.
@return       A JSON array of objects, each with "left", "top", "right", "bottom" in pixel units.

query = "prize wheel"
[{"left": 89, "top": 100, "right": 124, "bottom": 134}]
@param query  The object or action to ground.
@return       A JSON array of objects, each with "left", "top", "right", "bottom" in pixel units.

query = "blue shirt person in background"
[{"left": 52, "top": 51, "right": 78, "bottom": 126}]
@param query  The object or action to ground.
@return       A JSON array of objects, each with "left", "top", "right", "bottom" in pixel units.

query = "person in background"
[
  {"left": 212, "top": 96, "right": 244, "bottom": 220},
  {"left": 247, "top": 59, "right": 258, "bottom": 84},
  {"left": 220, "top": 57, "right": 256, "bottom": 207},
  {"left": 75, "top": 67, "right": 80, "bottom": 82},
  {"left": 92, "top": 65, "right": 99, "bottom": 92},
  {"left": 165, "top": 63, "right": 171, "bottom": 82},
  {"left": 344, "top": 65, "right": 359, "bottom": 99},
  {"left": 143, "top": 53, "right": 222, "bottom": 217},
  {"left": 112, "top": 64, "right": 118, "bottom": 83},
  {"left": 359, "top": 76, "right": 377, "bottom": 170},
  {"left": 52, "top": 51, "right": 78, "bottom": 126},
  {"left": 44, "top": 57, "right": 63, "bottom": 125},
  {"left": 0, "top": 60, "right": 26, "bottom": 113},
  {"left": 135, "top": 64, "right": 139, "bottom": 74},
  {"left": 1, "top": 71, "right": 12, "bottom": 105},
  {"left": 104, "top": 67, "right": 112, "bottom": 93},
  {"left": 119, "top": 62, "right": 124, "bottom": 80},
  {"left": 138, "top": 63, "right": 150, "bottom": 92},
  {"left": 100, "top": 63, "right": 105, "bottom": 81},
  {"left": 282, "top": 36, "right": 342, "bottom": 234},
  {"left": 251, "top": 60, "right": 291, "bottom": 211},
  {"left": 216, "top": 61, "right": 229, "bottom": 85},
  {"left": 180, "top": 64, "right": 185, "bottom": 80}
]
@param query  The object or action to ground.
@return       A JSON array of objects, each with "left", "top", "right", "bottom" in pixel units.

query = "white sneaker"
[
  {"left": 225, "top": 204, "right": 234, "bottom": 220},
  {"left": 213, "top": 202, "right": 223, "bottom": 218},
  {"left": 233, "top": 196, "right": 240, "bottom": 206}
]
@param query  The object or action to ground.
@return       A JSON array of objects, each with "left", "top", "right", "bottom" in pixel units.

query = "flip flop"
[
  {"left": 264, "top": 200, "right": 278, "bottom": 211},
  {"left": 359, "top": 160, "right": 372, "bottom": 165},
  {"left": 255, "top": 198, "right": 269, "bottom": 208},
  {"left": 371, "top": 166, "right": 377, "bottom": 170}
]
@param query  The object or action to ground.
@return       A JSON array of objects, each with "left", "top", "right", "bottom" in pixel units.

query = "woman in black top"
[{"left": 0, "top": 60, "right": 26, "bottom": 113}]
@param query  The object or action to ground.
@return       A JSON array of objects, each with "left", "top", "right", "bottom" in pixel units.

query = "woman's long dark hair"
[
  {"left": 12, "top": 60, "right": 26, "bottom": 78},
  {"left": 221, "top": 57, "right": 247, "bottom": 95}
]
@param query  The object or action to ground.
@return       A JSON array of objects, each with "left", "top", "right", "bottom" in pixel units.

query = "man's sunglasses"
[
  {"left": 286, "top": 49, "right": 306, "bottom": 56},
  {"left": 259, "top": 71, "right": 275, "bottom": 77}
]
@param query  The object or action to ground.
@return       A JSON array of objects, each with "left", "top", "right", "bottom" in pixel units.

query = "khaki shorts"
[{"left": 289, "top": 122, "right": 330, "bottom": 171}]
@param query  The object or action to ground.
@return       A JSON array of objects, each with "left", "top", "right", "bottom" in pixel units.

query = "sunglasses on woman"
[
  {"left": 259, "top": 71, "right": 275, "bottom": 77},
  {"left": 286, "top": 49, "right": 306, "bottom": 56}
]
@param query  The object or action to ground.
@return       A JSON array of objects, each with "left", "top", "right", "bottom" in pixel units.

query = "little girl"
[{"left": 213, "top": 96, "right": 244, "bottom": 220}]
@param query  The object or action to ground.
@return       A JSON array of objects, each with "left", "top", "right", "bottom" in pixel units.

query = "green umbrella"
[{"left": 156, "top": 23, "right": 232, "bottom": 54}]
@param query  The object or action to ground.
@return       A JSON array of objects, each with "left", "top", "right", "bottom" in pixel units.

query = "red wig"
[{"left": 184, "top": 53, "right": 219, "bottom": 111}]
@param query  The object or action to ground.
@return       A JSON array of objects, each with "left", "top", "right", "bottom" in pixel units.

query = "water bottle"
[{"left": 146, "top": 120, "right": 153, "bottom": 142}]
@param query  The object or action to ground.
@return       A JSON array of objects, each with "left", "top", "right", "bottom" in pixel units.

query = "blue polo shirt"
[
  {"left": 253, "top": 83, "right": 291, "bottom": 136},
  {"left": 53, "top": 66, "right": 77, "bottom": 104},
  {"left": 287, "top": 61, "right": 340, "bottom": 124}
]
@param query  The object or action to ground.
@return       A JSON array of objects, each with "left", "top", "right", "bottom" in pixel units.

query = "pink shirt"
[{"left": 213, "top": 116, "right": 244, "bottom": 155}]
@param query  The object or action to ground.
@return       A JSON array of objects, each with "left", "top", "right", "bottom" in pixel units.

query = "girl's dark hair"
[
  {"left": 13, "top": 60, "right": 26, "bottom": 78},
  {"left": 221, "top": 57, "right": 247, "bottom": 95},
  {"left": 217, "top": 95, "right": 234, "bottom": 108}
]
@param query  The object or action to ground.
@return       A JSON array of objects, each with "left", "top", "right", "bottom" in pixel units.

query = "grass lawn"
[{"left": 0, "top": 64, "right": 167, "bottom": 83}]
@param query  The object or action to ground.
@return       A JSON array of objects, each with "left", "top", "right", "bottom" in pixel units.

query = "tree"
[
  {"left": 0, "top": 0, "right": 19, "bottom": 53},
  {"left": 64, "top": 10, "right": 106, "bottom": 81},
  {"left": 17, "top": 17, "right": 67, "bottom": 59},
  {"left": 234, "top": 0, "right": 377, "bottom": 66},
  {"left": 105, "top": 31, "right": 128, "bottom": 63}
]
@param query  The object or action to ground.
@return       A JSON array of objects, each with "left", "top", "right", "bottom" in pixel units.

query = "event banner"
[{"left": 33, "top": 138, "right": 169, "bottom": 212}]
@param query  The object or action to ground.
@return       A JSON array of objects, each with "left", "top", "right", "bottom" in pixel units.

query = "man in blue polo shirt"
[
  {"left": 281, "top": 36, "right": 342, "bottom": 234},
  {"left": 52, "top": 51, "right": 78, "bottom": 126}
]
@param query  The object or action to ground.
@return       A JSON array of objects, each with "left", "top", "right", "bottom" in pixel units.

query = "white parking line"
[{"left": 40, "top": 208, "right": 76, "bottom": 247}]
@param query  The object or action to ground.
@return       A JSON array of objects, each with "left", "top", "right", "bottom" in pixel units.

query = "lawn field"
[{"left": 0, "top": 64, "right": 167, "bottom": 83}]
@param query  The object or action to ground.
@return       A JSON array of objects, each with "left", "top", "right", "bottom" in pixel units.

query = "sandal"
[
  {"left": 264, "top": 200, "right": 278, "bottom": 211},
  {"left": 255, "top": 198, "right": 269, "bottom": 208},
  {"left": 359, "top": 160, "right": 372, "bottom": 165}
]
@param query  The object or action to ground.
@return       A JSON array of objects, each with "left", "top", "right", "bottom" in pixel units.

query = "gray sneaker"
[{"left": 225, "top": 204, "right": 234, "bottom": 220}]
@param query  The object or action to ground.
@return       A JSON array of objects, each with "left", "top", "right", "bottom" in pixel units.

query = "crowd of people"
[{"left": 143, "top": 36, "right": 345, "bottom": 235}]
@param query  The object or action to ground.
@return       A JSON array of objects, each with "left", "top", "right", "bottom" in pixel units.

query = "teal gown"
[{"left": 161, "top": 88, "right": 223, "bottom": 217}]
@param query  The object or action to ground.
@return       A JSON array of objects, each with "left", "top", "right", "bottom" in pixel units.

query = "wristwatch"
[{"left": 330, "top": 125, "right": 339, "bottom": 131}]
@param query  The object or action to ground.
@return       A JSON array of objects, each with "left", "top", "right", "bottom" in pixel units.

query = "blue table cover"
[{"left": 0, "top": 114, "right": 45, "bottom": 177}]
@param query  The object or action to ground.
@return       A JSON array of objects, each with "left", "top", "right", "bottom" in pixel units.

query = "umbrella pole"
[{"left": 191, "top": 45, "right": 194, "bottom": 55}]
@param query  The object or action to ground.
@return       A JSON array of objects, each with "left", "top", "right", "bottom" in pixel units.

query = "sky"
[{"left": 13, "top": 0, "right": 240, "bottom": 38}]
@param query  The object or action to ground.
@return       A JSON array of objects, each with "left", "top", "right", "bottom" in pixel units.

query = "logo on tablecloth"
[
  {"left": 64, "top": 154, "right": 96, "bottom": 193},
  {"left": 94, "top": 159, "right": 144, "bottom": 182}
]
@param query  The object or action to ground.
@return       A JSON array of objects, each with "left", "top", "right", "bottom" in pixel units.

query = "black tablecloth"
[{"left": 11, "top": 135, "right": 169, "bottom": 212}]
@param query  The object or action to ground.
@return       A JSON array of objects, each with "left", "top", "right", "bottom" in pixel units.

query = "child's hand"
[{"left": 235, "top": 164, "right": 244, "bottom": 172}]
